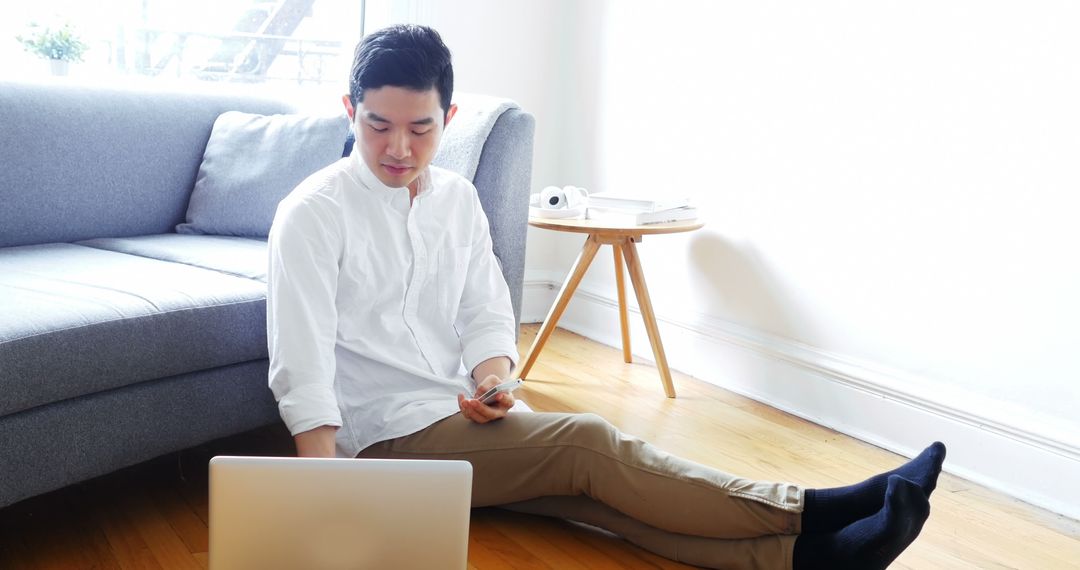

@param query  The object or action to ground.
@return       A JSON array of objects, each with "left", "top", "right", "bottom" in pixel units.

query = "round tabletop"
[{"left": 528, "top": 216, "right": 705, "bottom": 236}]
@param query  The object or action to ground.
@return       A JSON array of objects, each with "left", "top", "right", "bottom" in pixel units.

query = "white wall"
[
  {"left": 595, "top": 0, "right": 1079, "bottom": 427},
  {"left": 375, "top": 0, "right": 1080, "bottom": 519}
]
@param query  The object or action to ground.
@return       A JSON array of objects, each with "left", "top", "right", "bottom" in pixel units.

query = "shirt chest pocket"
[{"left": 433, "top": 244, "right": 472, "bottom": 321}]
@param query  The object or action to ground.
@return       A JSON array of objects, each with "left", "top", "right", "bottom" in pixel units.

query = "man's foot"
[
  {"left": 801, "top": 442, "right": 945, "bottom": 532},
  {"left": 793, "top": 475, "right": 931, "bottom": 570},
  {"left": 896, "top": 441, "right": 947, "bottom": 495}
]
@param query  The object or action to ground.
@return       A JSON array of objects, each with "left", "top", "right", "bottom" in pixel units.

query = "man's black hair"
[{"left": 349, "top": 24, "right": 454, "bottom": 116}]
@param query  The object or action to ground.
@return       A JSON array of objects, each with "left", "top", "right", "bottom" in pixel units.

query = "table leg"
[
  {"left": 620, "top": 239, "right": 677, "bottom": 398},
  {"left": 518, "top": 234, "right": 602, "bottom": 379},
  {"left": 613, "top": 244, "right": 632, "bottom": 363}
]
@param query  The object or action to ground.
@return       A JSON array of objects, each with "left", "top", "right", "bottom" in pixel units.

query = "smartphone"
[{"left": 478, "top": 379, "right": 524, "bottom": 405}]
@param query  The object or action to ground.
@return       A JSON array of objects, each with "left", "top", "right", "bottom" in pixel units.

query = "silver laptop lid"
[{"left": 209, "top": 456, "right": 472, "bottom": 570}]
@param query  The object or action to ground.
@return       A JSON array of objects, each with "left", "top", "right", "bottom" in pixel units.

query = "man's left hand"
[{"left": 458, "top": 374, "right": 514, "bottom": 424}]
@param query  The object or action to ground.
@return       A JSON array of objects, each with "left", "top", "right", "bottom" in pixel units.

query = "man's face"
[{"left": 344, "top": 86, "right": 455, "bottom": 190}]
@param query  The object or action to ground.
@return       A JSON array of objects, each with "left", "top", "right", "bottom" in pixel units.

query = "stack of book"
[{"left": 586, "top": 192, "right": 698, "bottom": 225}]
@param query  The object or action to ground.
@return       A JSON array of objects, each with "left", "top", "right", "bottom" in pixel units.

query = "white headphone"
[{"left": 539, "top": 185, "right": 589, "bottom": 210}]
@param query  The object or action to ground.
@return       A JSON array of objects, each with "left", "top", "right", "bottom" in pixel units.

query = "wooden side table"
[{"left": 518, "top": 217, "right": 705, "bottom": 397}]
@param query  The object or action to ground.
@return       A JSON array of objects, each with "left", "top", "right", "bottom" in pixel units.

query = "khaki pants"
[{"left": 358, "top": 412, "right": 803, "bottom": 569}]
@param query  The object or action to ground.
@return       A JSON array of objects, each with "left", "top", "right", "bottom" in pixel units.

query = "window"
[{"left": 3, "top": 0, "right": 363, "bottom": 98}]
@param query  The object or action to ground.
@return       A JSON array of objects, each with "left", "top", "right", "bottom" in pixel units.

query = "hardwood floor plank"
[
  {"left": 476, "top": 509, "right": 598, "bottom": 570},
  {"left": 87, "top": 480, "right": 165, "bottom": 570},
  {"left": 127, "top": 485, "right": 203, "bottom": 570},
  {"left": 55, "top": 486, "right": 124, "bottom": 570},
  {"left": 465, "top": 538, "right": 518, "bottom": 570},
  {"left": 0, "top": 492, "right": 74, "bottom": 570},
  {"left": 548, "top": 521, "right": 674, "bottom": 570},
  {"left": 471, "top": 509, "right": 552, "bottom": 569},
  {"left": 146, "top": 476, "right": 209, "bottom": 556},
  {"left": 172, "top": 462, "right": 211, "bottom": 529},
  {"left": 517, "top": 513, "right": 689, "bottom": 570}
]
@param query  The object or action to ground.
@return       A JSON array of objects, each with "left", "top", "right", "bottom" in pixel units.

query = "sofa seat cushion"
[
  {"left": 0, "top": 243, "right": 268, "bottom": 417},
  {"left": 77, "top": 234, "right": 268, "bottom": 282}
]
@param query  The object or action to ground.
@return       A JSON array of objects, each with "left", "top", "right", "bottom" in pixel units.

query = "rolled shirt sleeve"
[
  {"left": 267, "top": 193, "right": 344, "bottom": 435},
  {"left": 455, "top": 188, "right": 520, "bottom": 376}
]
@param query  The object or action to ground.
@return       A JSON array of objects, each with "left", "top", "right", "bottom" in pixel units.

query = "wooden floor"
[{"left": 2, "top": 324, "right": 1078, "bottom": 569}]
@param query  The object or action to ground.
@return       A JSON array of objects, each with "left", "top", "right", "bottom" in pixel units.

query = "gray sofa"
[{"left": 0, "top": 80, "right": 534, "bottom": 508}]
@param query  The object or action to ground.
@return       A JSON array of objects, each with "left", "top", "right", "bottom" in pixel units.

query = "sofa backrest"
[
  {"left": 0, "top": 80, "right": 295, "bottom": 248},
  {"left": 0, "top": 80, "right": 535, "bottom": 329}
]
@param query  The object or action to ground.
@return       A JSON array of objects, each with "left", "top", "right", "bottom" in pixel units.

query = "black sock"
[
  {"left": 792, "top": 475, "right": 931, "bottom": 570},
  {"left": 801, "top": 441, "right": 945, "bottom": 533}
]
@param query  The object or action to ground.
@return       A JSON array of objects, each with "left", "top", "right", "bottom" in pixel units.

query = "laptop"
[{"left": 209, "top": 456, "right": 473, "bottom": 570}]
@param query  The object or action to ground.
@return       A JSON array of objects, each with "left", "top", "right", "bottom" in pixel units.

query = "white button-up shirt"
[{"left": 267, "top": 151, "right": 519, "bottom": 458}]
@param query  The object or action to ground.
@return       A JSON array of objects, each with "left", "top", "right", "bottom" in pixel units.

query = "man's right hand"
[
  {"left": 294, "top": 425, "right": 339, "bottom": 458},
  {"left": 458, "top": 374, "right": 515, "bottom": 424}
]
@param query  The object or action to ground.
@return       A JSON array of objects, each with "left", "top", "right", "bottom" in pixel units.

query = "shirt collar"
[{"left": 351, "top": 148, "right": 431, "bottom": 200}]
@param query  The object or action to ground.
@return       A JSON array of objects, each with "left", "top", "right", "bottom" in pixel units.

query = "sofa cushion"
[
  {"left": 0, "top": 243, "right": 269, "bottom": 417},
  {"left": 78, "top": 234, "right": 268, "bottom": 282},
  {"left": 176, "top": 111, "right": 349, "bottom": 237}
]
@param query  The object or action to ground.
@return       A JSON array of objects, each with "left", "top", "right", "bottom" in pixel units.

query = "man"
[{"left": 268, "top": 24, "right": 945, "bottom": 569}]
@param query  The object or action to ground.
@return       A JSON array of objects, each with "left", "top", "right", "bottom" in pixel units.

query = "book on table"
[
  {"left": 586, "top": 192, "right": 691, "bottom": 212},
  {"left": 587, "top": 206, "right": 698, "bottom": 225}
]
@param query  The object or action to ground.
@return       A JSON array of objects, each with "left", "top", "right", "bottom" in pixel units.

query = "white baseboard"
[
  {"left": 520, "top": 274, "right": 1080, "bottom": 521},
  {"left": 521, "top": 270, "right": 564, "bottom": 324}
]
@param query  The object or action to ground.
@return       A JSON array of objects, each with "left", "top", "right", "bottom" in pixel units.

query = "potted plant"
[{"left": 17, "top": 22, "right": 88, "bottom": 76}]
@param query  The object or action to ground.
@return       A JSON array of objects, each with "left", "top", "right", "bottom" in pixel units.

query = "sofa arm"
[{"left": 472, "top": 109, "right": 535, "bottom": 338}]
